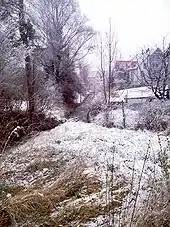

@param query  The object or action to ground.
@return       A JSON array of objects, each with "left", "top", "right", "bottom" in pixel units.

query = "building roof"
[{"left": 117, "top": 86, "right": 154, "bottom": 99}]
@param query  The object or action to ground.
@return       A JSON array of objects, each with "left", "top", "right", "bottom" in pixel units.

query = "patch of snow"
[
  {"left": 118, "top": 86, "right": 154, "bottom": 99},
  {"left": 46, "top": 107, "right": 66, "bottom": 120},
  {"left": 2, "top": 121, "right": 168, "bottom": 187},
  {"left": 11, "top": 100, "right": 27, "bottom": 112}
]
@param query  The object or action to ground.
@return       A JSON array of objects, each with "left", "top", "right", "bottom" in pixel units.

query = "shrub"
[
  {"left": 136, "top": 101, "right": 170, "bottom": 132},
  {"left": 0, "top": 111, "right": 62, "bottom": 152},
  {"left": 135, "top": 180, "right": 170, "bottom": 227}
]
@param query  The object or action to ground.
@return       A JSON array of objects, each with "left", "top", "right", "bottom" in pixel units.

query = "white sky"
[{"left": 79, "top": 0, "right": 170, "bottom": 65}]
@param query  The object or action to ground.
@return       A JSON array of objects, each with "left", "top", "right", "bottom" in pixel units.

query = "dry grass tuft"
[
  {"left": 0, "top": 159, "right": 128, "bottom": 226},
  {"left": 26, "top": 159, "right": 67, "bottom": 173},
  {"left": 132, "top": 180, "right": 170, "bottom": 227},
  {"left": 136, "top": 210, "right": 170, "bottom": 227},
  {"left": 0, "top": 160, "right": 102, "bottom": 226},
  {"left": 0, "top": 209, "right": 14, "bottom": 227},
  {"left": 47, "top": 201, "right": 122, "bottom": 226}
]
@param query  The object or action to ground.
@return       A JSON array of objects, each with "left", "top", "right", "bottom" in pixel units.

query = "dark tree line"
[{"left": 0, "top": 0, "right": 95, "bottom": 115}]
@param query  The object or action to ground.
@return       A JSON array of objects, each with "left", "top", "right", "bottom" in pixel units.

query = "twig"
[{"left": 129, "top": 140, "right": 151, "bottom": 227}]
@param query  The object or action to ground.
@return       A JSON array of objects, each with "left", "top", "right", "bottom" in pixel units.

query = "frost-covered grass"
[
  {"left": 0, "top": 121, "right": 169, "bottom": 226},
  {"left": 135, "top": 100, "right": 170, "bottom": 132},
  {"left": 0, "top": 159, "right": 125, "bottom": 226},
  {"left": 1, "top": 121, "right": 168, "bottom": 193},
  {"left": 92, "top": 98, "right": 170, "bottom": 133},
  {"left": 1, "top": 121, "right": 165, "bottom": 182}
]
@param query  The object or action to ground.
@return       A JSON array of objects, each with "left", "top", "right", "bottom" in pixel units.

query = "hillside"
[{"left": 1, "top": 121, "right": 169, "bottom": 226}]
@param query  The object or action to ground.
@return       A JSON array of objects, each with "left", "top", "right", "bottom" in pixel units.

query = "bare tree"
[
  {"left": 0, "top": 0, "right": 36, "bottom": 117},
  {"left": 18, "top": 0, "right": 36, "bottom": 118},
  {"left": 0, "top": 0, "right": 95, "bottom": 112},
  {"left": 99, "top": 18, "right": 118, "bottom": 105},
  {"left": 108, "top": 17, "right": 112, "bottom": 104},
  {"left": 30, "top": 0, "right": 95, "bottom": 107},
  {"left": 100, "top": 39, "right": 107, "bottom": 104},
  {"left": 137, "top": 46, "right": 170, "bottom": 100},
  {"left": 0, "top": 3, "right": 27, "bottom": 111},
  {"left": 78, "top": 62, "right": 89, "bottom": 87}
]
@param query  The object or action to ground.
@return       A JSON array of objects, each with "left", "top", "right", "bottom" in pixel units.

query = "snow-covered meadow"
[
  {"left": 2, "top": 121, "right": 166, "bottom": 185},
  {"left": 1, "top": 115, "right": 170, "bottom": 226},
  {"left": 1, "top": 87, "right": 170, "bottom": 226}
]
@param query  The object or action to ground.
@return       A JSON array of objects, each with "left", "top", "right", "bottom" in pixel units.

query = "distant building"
[
  {"left": 115, "top": 60, "right": 138, "bottom": 71},
  {"left": 87, "top": 71, "right": 103, "bottom": 92},
  {"left": 148, "top": 48, "right": 163, "bottom": 71},
  {"left": 114, "top": 60, "right": 139, "bottom": 88}
]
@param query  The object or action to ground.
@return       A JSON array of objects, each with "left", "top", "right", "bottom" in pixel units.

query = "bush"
[
  {"left": 136, "top": 101, "right": 170, "bottom": 132},
  {"left": 135, "top": 180, "right": 170, "bottom": 227},
  {"left": 0, "top": 111, "right": 62, "bottom": 152}
]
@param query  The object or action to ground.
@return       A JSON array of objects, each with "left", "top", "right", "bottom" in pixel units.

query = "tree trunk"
[
  {"left": 19, "top": 0, "right": 35, "bottom": 119},
  {"left": 100, "top": 41, "right": 107, "bottom": 104},
  {"left": 108, "top": 18, "right": 112, "bottom": 104},
  {"left": 122, "top": 101, "right": 126, "bottom": 128},
  {"left": 26, "top": 55, "right": 34, "bottom": 118}
]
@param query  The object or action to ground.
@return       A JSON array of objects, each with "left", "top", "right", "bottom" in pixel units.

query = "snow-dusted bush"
[
  {"left": 0, "top": 111, "right": 62, "bottom": 152},
  {"left": 133, "top": 139, "right": 170, "bottom": 227},
  {"left": 136, "top": 101, "right": 170, "bottom": 132},
  {"left": 94, "top": 107, "right": 139, "bottom": 129}
]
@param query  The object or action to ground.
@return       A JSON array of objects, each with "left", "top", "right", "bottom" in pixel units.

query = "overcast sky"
[{"left": 79, "top": 0, "right": 170, "bottom": 64}]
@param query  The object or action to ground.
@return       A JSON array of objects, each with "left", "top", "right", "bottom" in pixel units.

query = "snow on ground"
[
  {"left": 46, "top": 106, "right": 66, "bottom": 120},
  {"left": 11, "top": 100, "right": 27, "bottom": 112},
  {"left": 1, "top": 121, "right": 169, "bottom": 226},
  {"left": 1, "top": 121, "right": 168, "bottom": 187},
  {"left": 117, "top": 86, "right": 154, "bottom": 99}
]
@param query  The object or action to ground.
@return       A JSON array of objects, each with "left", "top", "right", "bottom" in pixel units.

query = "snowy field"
[
  {"left": 2, "top": 121, "right": 168, "bottom": 186},
  {"left": 1, "top": 121, "right": 169, "bottom": 226}
]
